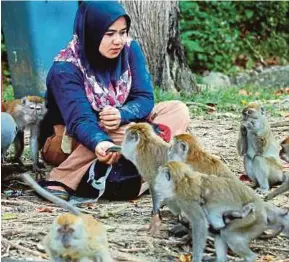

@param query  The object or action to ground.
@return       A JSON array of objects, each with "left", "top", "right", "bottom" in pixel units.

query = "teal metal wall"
[{"left": 2, "top": 1, "right": 79, "bottom": 98}]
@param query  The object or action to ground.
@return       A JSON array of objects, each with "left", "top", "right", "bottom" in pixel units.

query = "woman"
[{"left": 40, "top": 1, "right": 190, "bottom": 201}]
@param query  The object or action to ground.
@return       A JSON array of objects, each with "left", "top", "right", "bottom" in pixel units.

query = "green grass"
[
  {"left": 2, "top": 85, "right": 14, "bottom": 101},
  {"left": 154, "top": 85, "right": 289, "bottom": 118}
]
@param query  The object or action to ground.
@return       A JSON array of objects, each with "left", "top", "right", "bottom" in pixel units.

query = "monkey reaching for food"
[
  {"left": 237, "top": 102, "right": 288, "bottom": 195},
  {"left": 2, "top": 96, "right": 47, "bottom": 172},
  {"left": 121, "top": 123, "right": 180, "bottom": 235},
  {"left": 154, "top": 161, "right": 289, "bottom": 262},
  {"left": 22, "top": 173, "right": 113, "bottom": 262}
]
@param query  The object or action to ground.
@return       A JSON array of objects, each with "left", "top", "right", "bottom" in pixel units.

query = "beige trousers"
[{"left": 49, "top": 100, "right": 190, "bottom": 190}]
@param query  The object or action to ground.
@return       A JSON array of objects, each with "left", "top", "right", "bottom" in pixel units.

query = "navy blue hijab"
[{"left": 74, "top": 1, "right": 131, "bottom": 86}]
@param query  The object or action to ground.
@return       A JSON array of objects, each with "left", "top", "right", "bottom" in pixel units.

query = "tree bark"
[{"left": 121, "top": 0, "right": 199, "bottom": 94}]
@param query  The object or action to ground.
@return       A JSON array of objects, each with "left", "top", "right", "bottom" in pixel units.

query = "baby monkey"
[{"left": 22, "top": 173, "right": 113, "bottom": 262}]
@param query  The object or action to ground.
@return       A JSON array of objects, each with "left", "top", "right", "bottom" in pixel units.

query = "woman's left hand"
[{"left": 99, "top": 106, "right": 121, "bottom": 131}]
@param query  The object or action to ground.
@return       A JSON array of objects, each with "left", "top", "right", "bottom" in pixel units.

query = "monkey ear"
[{"left": 21, "top": 97, "right": 27, "bottom": 105}]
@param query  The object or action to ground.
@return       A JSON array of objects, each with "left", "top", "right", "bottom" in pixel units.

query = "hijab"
[{"left": 54, "top": 1, "right": 132, "bottom": 111}]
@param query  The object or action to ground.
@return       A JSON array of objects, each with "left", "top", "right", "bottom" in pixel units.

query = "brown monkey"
[
  {"left": 280, "top": 137, "right": 289, "bottom": 163},
  {"left": 168, "top": 133, "right": 236, "bottom": 179},
  {"left": 121, "top": 123, "right": 178, "bottom": 235},
  {"left": 237, "top": 102, "right": 288, "bottom": 194},
  {"left": 2, "top": 96, "right": 47, "bottom": 171},
  {"left": 154, "top": 161, "right": 289, "bottom": 262},
  {"left": 22, "top": 173, "right": 113, "bottom": 262}
]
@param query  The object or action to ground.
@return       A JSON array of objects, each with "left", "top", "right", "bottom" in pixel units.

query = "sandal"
[{"left": 36, "top": 181, "right": 76, "bottom": 201}]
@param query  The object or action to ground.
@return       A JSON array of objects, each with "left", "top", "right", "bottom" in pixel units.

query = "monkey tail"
[
  {"left": 22, "top": 173, "right": 81, "bottom": 216},
  {"left": 265, "top": 173, "right": 289, "bottom": 201}
]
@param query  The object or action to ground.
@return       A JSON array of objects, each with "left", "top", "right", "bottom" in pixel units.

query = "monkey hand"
[
  {"left": 99, "top": 106, "right": 121, "bottom": 131},
  {"left": 148, "top": 214, "right": 162, "bottom": 237},
  {"left": 95, "top": 141, "right": 121, "bottom": 165},
  {"left": 255, "top": 188, "right": 269, "bottom": 199}
]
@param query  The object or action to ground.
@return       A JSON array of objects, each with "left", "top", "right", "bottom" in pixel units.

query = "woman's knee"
[{"left": 169, "top": 100, "right": 190, "bottom": 122}]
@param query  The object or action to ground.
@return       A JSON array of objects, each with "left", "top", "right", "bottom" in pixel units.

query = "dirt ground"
[{"left": 1, "top": 115, "right": 289, "bottom": 262}]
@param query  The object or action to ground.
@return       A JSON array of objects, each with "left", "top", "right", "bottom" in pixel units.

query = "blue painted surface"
[{"left": 2, "top": 1, "right": 78, "bottom": 98}]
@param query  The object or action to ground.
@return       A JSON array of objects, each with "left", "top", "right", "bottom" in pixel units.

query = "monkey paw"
[{"left": 255, "top": 188, "right": 269, "bottom": 198}]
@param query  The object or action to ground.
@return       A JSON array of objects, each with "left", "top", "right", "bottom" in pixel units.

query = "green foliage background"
[{"left": 180, "top": 1, "right": 289, "bottom": 74}]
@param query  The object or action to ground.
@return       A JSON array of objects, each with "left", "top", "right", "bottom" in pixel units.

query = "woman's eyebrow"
[{"left": 106, "top": 27, "right": 127, "bottom": 33}]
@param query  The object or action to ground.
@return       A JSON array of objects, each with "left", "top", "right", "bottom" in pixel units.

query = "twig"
[
  {"left": 118, "top": 247, "right": 148, "bottom": 253},
  {"left": 250, "top": 244, "right": 289, "bottom": 252},
  {"left": 153, "top": 239, "right": 185, "bottom": 246},
  {"left": 186, "top": 101, "right": 215, "bottom": 110},
  {"left": 270, "top": 120, "right": 289, "bottom": 128},
  {"left": 1, "top": 238, "right": 48, "bottom": 259},
  {"left": 112, "top": 250, "right": 148, "bottom": 262}
]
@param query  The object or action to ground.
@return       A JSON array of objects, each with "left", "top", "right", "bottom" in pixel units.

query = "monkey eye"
[
  {"left": 29, "top": 105, "right": 35, "bottom": 109},
  {"left": 36, "top": 106, "right": 42, "bottom": 110},
  {"left": 180, "top": 142, "right": 187, "bottom": 152},
  {"left": 165, "top": 170, "right": 171, "bottom": 181}
]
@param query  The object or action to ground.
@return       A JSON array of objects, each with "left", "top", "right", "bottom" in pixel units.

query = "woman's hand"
[
  {"left": 95, "top": 141, "right": 121, "bottom": 165},
  {"left": 99, "top": 106, "right": 121, "bottom": 131}
]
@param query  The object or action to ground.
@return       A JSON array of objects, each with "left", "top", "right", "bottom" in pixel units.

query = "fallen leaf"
[
  {"left": 241, "top": 100, "right": 247, "bottom": 105},
  {"left": 256, "top": 255, "right": 275, "bottom": 262},
  {"left": 239, "top": 89, "right": 251, "bottom": 96},
  {"left": 2, "top": 213, "right": 18, "bottom": 220},
  {"left": 274, "top": 89, "right": 284, "bottom": 96},
  {"left": 36, "top": 207, "right": 54, "bottom": 213},
  {"left": 178, "top": 253, "right": 192, "bottom": 262}
]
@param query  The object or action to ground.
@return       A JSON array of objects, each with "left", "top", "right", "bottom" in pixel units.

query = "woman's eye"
[{"left": 105, "top": 33, "right": 114, "bottom": 37}]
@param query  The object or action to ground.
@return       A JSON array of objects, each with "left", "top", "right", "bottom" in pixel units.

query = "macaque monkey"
[
  {"left": 168, "top": 133, "right": 236, "bottom": 179},
  {"left": 1, "top": 112, "right": 18, "bottom": 160},
  {"left": 280, "top": 137, "right": 289, "bottom": 163},
  {"left": 154, "top": 161, "right": 289, "bottom": 262},
  {"left": 121, "top": 123, "right": 177, "bottom": 235},
  {"left": 237, "top": 102, "right": 288, "bottom": 194},
  {"left": 22, "top": 173, "right": 113, "bottom": 262},
  {"left": 265, "top": 137, "right": 289, "bottom": 200},
  {"left": 2, "top": 96, "right": 47, "bottom": 171}
]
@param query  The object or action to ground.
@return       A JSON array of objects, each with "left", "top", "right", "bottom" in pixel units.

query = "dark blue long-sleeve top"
[{"left": 45, "top": 40, "right": 154, "bottom": 152}]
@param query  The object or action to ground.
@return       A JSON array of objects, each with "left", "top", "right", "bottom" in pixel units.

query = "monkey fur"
[
  {"left": 237, "top": 102, "right": 288, "bottom": 195},
  {"left": 1, "top": 112, "right": 18, "bottom": 159},
  {"left": 2, "top": 96, "right": 47, "bottom": 171},
  {"left": 168, "top": 133, "right": 236, "bottom": 180},
  {"left": 22, "top": 173, "right": 113, "bottom": 262},
  {"left": 154, "top": 161, "right": 289, "bottom": 262}
]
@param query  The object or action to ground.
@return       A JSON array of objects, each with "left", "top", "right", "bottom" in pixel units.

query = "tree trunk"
[{"left": 121, "top": 0, "right": 199, "bottom": 94}]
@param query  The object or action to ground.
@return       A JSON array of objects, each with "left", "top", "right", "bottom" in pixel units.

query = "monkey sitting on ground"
[
  {"left": 154, "top": 161, "right": 289, "bottom": 262},
  {"left": 265, "top": 137, "right": 289, "bottom": 200},
  {"left": 168, "top": 133, "right": 236, "bottom": 179},
  {"left": 22, "top": 173, "right": 113, "bottom": 262},
  {"left": 2, "top": 96, "right": 47, "bottom": 172},
  {"left": 237, "top": 102, "right": 288, "bottom": 195}
]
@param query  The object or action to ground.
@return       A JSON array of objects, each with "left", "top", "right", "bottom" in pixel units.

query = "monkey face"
[
  {"left": 155, "top": 165, "right": 175, "bottom": 200},
  {"left": 21, "top": 97, "right": 47, "bottom": 124},
  {"left": 121, "top": 129, "right": 139, "bottom": 165},
  {"left": 50, "top": 218, "right": 86, "bottom": 252},
  {"left": 168, "top": 139, "right": 188, "bottom": 162}
]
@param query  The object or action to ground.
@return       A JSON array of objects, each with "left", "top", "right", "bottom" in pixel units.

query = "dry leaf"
[
  {"left": 178, "top": 253, "right": 192, "bottom": 262},
  {"left": 256, "top": 255, "right": 275, "bottom": 262},
  {"left": 36, "top": 207, "right": 54, "bottom": 213},
  {"left": 239, "top": 89, "right": 251, "bottom": 96},
  {"left": 274, "top": 89, "right": 284, "bottom": 96}
]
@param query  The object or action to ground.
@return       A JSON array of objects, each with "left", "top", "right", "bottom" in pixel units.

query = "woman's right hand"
[{"left": 95, "top": 141, "right": 121, "bottom": 165}]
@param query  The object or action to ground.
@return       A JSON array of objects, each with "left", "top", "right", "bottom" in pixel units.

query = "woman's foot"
[{"left": 37, "top": 181, "right": 73, "bottom": 201}]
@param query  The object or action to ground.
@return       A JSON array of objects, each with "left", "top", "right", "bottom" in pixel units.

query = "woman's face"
[{"left": 99, "top": 16, "right": 128, "bottom": 59}]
